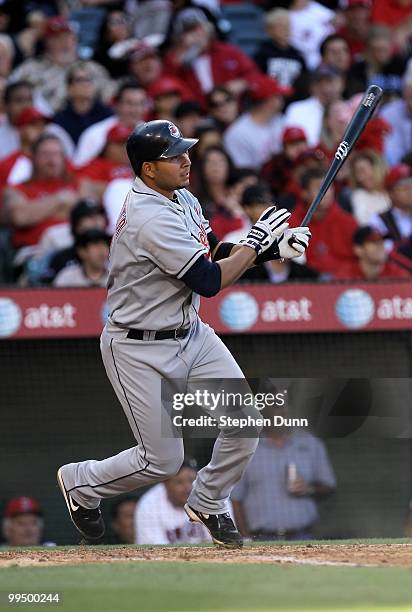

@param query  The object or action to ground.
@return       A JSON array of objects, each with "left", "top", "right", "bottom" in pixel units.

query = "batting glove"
[
  {"left": 240, "top": 206, "right": 291, "bottom": 255},
  {"left": 278, "top": 227, "right": 311, "bottom": 259}
]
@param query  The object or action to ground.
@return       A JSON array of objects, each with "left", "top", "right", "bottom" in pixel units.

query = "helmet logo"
[{"left": 168, "top": 123, "right": 180, "bottom": 137}]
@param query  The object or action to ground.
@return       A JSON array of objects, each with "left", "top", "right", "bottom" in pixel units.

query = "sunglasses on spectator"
[{"left": 210, "top": 97, "right": 235, "bottom": 108}]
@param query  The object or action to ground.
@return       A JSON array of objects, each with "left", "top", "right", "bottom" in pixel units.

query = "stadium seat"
[
  {"left": 221, "top": 2, "right": 267, "bottom": 57},
  {"left": 70, "top": 8, "right": 107, "bottom": 60}
]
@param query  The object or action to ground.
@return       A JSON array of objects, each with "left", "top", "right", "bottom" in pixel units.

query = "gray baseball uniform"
[{"left": 59, "top": 177, "right": 258, "bottom": 515}]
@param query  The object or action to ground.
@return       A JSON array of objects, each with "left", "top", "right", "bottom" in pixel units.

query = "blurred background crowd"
[{"left": 1, "top": 0, "right": 412, "bottom": 287}]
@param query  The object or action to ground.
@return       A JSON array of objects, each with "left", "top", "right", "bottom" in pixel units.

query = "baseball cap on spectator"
[
  {"left": 294, "top": 147, "right": 326, "bottom": 168},
  {"left": 311, "top": 64, "right": 342, "bottom": 82},
  {"left": 129, "top": 41, "right": 158, "bottom": 63},
  {"left": 354, "top": 226, "right": 384, "bottom": 245},
  {"left": 15, "top": 107, "right": 50, "bottom": 127},
  {"left": 147, "top": 77, "right": 185, "bottom": 99},
  {"left": 248, "top": 74, "right": 293, "bottom": 101},
  {"left": 45, "top": 16, "right": 75, "bottom": 37},
  {"left": 75, "top": 229, "right": 111, "bottom": 249},
  {"left": 70, "top": 199, "right": 104, "bottom": 234},
  {"left": 106, "top": 123, "right": 131, "bottom": 143},
  {"left": 173, "top": 7, "right": 209, "bottom": 37},
  {"left": 385, "top": 164, "right": 412, "bottom": 190},
  {"left": 4, "top": 497, "right": 42, "bottom": 518},
  {"left": 283, "top": 126, "right": 307, "bottom": 146}
]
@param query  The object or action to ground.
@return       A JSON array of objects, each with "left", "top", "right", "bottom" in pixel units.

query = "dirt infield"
[{"left": 1, "top": 543, "right": 412, "bottom": 568}]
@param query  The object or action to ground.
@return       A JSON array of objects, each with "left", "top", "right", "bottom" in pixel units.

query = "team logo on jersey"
[
  {"left": 198, "top": 224, "right": 211, "bottom": 259},
  {"left": 114, "top": 201, "right": 128, "bottom": 239},
  {"left": 168, "top": 123, "right": 180, "bottom": 137}
]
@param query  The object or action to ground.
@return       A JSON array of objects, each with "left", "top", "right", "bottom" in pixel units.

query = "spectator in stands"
[
  {"left": 261, "top": 126, "right": 309, "bottom": 207},
  {"left": 146, "top": 76, "right": 187, "bottom": 122},
  {"left": 52, "top": 61, "right": 114, "bottom": 152},
  {"left": 77, "top": 123, "right": 133, "bottom": 234},
  {"left": 318, "top": 99, "right": 352, "bottom": 165},
  {"left": 174, "top": 101, "right": 203, "bottom": 138},
  {"left": 320, "top": 34, "right": 351, "bottom": 75},
  {"left": 371, "top": 0, "right": 412, "bottom": 54},
  {"left": 227, "top": 168, "right": 259, "bottom": 207},
  {"left": 163, "top": 7, "right": 259, "bottom": 105},
  {"left": 0, "top": 80, "right": 33, "bottom": 161},
  {"left": 4, "top": 134, "right": 79, "bottom": 266},
  {"left": 224, "top": 74, "right": 290, "bottom": 170},
  {"left": 0, "top": 33, "right": 16, "bottom": 79},
  {"left": 224, "top": 183, "right": 319, "bottom": 283},
  {"left": 335, "top": 225, "right": 410, "bottom": 279},
  {"left": 53, "top": 228, "right": 110, "bottom": 287},
  {"left": 380, "top": 72, "right": 412, "bottom": 166},
  {"left": 189, "top": 122, "right": 223, "bottom": 184},
  {"left": 74, "top": 79, "right": 147, "bottom": 168},
  {"left": 345, "top": 150, "right": 390, "bottom": 225},
  {"left": 370, "top": 164, "right": 412, "bottom": 250},
  {"left": 254, "top": 8, "right": 306, "bottom": 91},
  {"left": 77, "top": 123, "right": 132, "bottom": 189},
  {"left": 206, "top": 86, "right": 239, "bottom": 132},
  {"left": 109, "top": 497, "right": 137, "bottom": 545},
  {"left": 0, "top": 107, "right": 50, "bottom": 190},
  {"left": 10, "top": 15, "right": 113, "bottom": 113},
  {"left": 319, "top": 34, "right": 352, "bottom": 95},
  {"left": 285, "top": 65, "right": 344, "bottom": 146},
  {"left": 135, "top": 458, "right": 210, "bottom": 545},
  {"left": 94, "top": 10, "right": 136, "bottom": 79},
  {"left": 45, "top": 199, "right": 107, "bottom": 283},
  {"left": 127, "top": 42, "right": 163, "bottom": 90},
  {"left": 194, "top": 145, "right": 244, "bottom": 238},
  {"left": 231, "top": 396, "right": 336, "bottom": 541},
  {"left": 346, "top": 25, "right": 408, "bottom": 100},
  {"left": 288, "top": 0, "right": 335, "bottom": 70},
  {"left": 2, "top": 496, "right": 54, "bottom": 547},
  {"left": 290, "top": 167, "right": 358, "bottom": 275},
  {"left": 337, "top": 0, "right": 371, "bottom": 62}
]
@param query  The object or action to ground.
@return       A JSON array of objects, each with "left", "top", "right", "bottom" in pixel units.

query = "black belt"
[{"left": 127, "top": 328, "right": 189, "bottom": 341}]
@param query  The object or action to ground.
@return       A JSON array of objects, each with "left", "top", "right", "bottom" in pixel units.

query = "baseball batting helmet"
[{"left": 126, "top": 120, "right": 198, "bottom": 175}]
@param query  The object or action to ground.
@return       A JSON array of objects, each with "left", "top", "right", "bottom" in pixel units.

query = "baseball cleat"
[
  {"left": 184, "top": 504, "right": 243, "bottom": 548},
  {"left": 57, "top": 467, "right": 105, "bottom": 541}
]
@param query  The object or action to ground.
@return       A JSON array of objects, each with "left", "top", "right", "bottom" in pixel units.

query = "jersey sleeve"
[{"left": 139, "top": 210, "right": 208, "bottom": 279}]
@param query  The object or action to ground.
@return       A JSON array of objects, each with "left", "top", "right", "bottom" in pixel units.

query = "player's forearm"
[
  {"left": 8, "top": 195, "right": 60, "bottom": 227},
  {"left": 217, "top": 246, "right": 256, "bottom": 289}
]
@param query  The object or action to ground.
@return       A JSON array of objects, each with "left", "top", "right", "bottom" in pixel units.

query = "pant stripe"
[{"left": 66, "top": 338, "right": 150, "bottom": 493}]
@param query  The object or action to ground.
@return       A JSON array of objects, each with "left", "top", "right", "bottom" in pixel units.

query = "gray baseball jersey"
[
  {"left": 107, "top": 177, "right": 212, "bottom": 331},
  {"left": 59, "top": 174, "right": 258, "bottom": 519}
]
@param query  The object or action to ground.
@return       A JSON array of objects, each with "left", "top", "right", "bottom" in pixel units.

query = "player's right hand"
[{"left": 240, "top": 206, "right": 290, "bottom": 255}]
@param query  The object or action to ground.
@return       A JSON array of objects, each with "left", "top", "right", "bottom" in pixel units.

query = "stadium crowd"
[{"left": 0, "top": 0, "right": 412, "bottom": 287}]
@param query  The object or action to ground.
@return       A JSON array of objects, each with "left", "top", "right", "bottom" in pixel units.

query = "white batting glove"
[
  {"left": 278, "top": 227, "right": 311, "bottom": 259},
  {"left": 240, "top": 206, "right": 291, "bottom": 255}
]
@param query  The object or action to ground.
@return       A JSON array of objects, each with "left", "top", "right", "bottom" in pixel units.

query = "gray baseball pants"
[{"left": 59, "top": 317, "right": 258, "bottom": 514}]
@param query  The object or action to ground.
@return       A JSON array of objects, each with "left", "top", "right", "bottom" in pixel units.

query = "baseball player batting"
[{"left": 57, "top": 120, "right": 311, "bottom": 548}]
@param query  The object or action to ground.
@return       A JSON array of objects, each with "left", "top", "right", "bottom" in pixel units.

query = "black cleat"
[
  {"left": 57, "top": 467, "right": 105, "bottom": 541},
  {"left": 184, "top": 504, "right": 243, "bottom": 548}
]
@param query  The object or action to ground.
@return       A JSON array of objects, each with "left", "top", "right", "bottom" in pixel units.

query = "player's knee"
[{"left": 149, "top": 449, "right": 184, "bottom": 479}]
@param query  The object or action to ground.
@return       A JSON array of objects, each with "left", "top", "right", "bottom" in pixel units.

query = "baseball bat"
[{"left": 300, "top": 85, "right": 383, "bottom": 226}]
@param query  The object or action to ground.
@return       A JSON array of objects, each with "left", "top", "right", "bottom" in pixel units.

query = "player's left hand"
[{"left": 278, "top": 227, "right": 311, "bottom": 259}]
